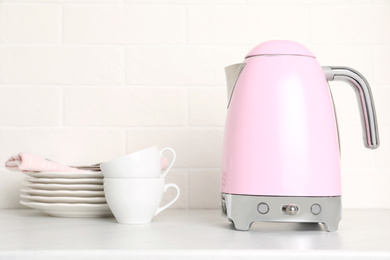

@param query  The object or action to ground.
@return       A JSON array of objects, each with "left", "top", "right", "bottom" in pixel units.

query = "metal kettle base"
[{"left": 221, "top": 193, "right": 341, "bottom": 232}]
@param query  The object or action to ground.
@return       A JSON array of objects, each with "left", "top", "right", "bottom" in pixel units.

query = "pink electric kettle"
[{"left": 221, "top": 40, "right": 379, "bottom": 231}]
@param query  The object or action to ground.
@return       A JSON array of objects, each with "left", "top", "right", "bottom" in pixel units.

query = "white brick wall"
[
  {"left": 188, "top": 5, "right": 311, "bottom": 44},
  {"left": 64, "top": 87, "right": 187, "bottom": 126},
  {"left": 0, "top": 0, "right": 389, "bottom": 209},
  {"left": 0, "top": 46, "right": 124, "bottom": 85},
  {"left": 0, "top": 5, "right": 59, "bottom": 44},
  {"left": 63, "top": 5, "right": 186, "bottom": 44},
  {"left": 310, "top": 4, "right": 390, "bottom": 44}
]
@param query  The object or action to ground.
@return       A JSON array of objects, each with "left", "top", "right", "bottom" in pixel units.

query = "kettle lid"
[{"left": 245, "top": 40, "right": 315, "bottom": 58}]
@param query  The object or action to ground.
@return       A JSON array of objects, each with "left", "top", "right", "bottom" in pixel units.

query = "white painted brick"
[
  {"left": 0, "top": 87, "right": 60, "bottom": 126},
  {"left": 311, "top": 45, "right": 371, "bottom": 81},
  {"left": 125, "top": 0, "right": 243, "bottom": 3},
  {"left": 2, "top": 0, "right": 123, "bottom": 2},
  {"left": 311, "top": 4, "right": 390, "bottom": 44},
  {"left": 64, "top": 87, "right": 187, "bottom": 126},
  {"left": 375, "top": 126, "right": 390, "bottom": 167},
  {"left": 249, "top": 0, "right": 369, "bottom": 3},
  {"left": 126, "top": 128, "right": 224, "bottom": 168},
  {"left": 0, "top": 169, "right": 25, "bottom": 209},
  {"left": 188, "top": 5, "right": 310, "bottom": 45},
  {"left": 373, "top": 47, "right": 390, "bottom": 85},
  {"left": 342, "top": 168, "right": 390, "bottom": 208},
  {"left": 372, "top": 87, "right": 390, "bottom": 127},
  {"left": 0, "top": 128, "right": 126, "bottom": 166},
  {"left": 188, "top": 169, "right": 221, "bottom": 209},
  {"left": 63, "top": 5, "right": 186, "bottom": 44},
  {"left": 0, "top": 4, "right": 59, "bottom": 44},
  {"left": 339, "top": 126, "right": 375, "bottom": 168},
  {"left": 0, "top": 0, "right": 388, "bottom": 211},
  {"left": 125, "top": 46, "right": 247, "bottom": 86},
  {"left": 188, "top": 86, "right": 227, "bottom": 126},
  {"left": 163, "top": 169, "right": 188, "bottom": 209},
  {"left": 372, "top": 0, "right": 390, "bottom": 3},
  {"left": 0, "top": 46, "right": 123, "bottom": 85}
]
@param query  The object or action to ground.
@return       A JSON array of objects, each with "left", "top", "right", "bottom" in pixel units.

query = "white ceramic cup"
[
  {"left": 100, "top": 146, "right": 176, "bottom": 179},
  {"left": 104, "top": 178, "right": 180, "bottom": 224}
]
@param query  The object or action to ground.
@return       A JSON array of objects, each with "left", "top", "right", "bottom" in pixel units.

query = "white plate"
[
  {"left": 21, "top": 194, "right": 106, "bottom": 204},
  {"left": 22, "top": 181, "right": 103, "bottom": 191},
  {"left": 21, "top": 188, "right": 105, "bottom": 197},
  {"left": 26, "top": 177, "right": 103, "bottom": 185},
  {"left": 20, "top": 200, "right": 112, "bottom": 218},
  {"left": 24, "top": 171, "right": 103, "bottom": 179}
]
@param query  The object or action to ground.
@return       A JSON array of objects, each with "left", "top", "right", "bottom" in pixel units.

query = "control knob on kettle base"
[{"left": 221, "top": 40, "right": 379, "bottom": 232}]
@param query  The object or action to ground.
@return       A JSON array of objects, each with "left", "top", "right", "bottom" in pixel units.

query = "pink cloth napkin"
[
  {"left": 5, "top": 152, "right": 169, "bottom": 173},
  {"left": 5, "top": 152, "right": 85, "bottom": 173}
]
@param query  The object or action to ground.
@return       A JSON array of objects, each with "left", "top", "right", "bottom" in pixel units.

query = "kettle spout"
[{"left": 225, "top": 63, "right": 246, "bottom": 108}]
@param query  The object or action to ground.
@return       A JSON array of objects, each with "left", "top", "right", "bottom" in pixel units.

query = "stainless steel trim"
[
  {"left": 322, "top": 66, "right": 380, "bottom": 149},
  {"left": 221, "top": 193, "right": 341, "bottom": 232},
  {"left": 224, "top": 63, "right": 246, "bottom": 108}
]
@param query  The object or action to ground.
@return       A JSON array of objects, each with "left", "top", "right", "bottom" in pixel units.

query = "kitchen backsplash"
[{"left": 0, "top": 0, "right": 389, "bottom": 209}]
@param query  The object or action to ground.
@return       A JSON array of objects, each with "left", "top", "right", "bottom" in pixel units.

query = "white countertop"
[{"left": 1, "top": 209, "right": 390, "bottom": 260}]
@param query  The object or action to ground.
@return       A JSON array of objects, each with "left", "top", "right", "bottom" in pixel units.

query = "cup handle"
[
  {"left": 159, "top": 147, "right": 176, "bottom": 178},
  {"left": 155, "top": 183, "right": 180, "bottom": 216}
]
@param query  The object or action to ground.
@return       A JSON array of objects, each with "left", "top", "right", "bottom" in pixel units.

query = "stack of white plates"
[{"left": 20, "top": 171, "right": 112, "bottom": 218}]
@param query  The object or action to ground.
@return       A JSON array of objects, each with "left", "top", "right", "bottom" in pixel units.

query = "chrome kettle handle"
[{"left": 323, "top": 66, "right": 379, "bottom": 149}]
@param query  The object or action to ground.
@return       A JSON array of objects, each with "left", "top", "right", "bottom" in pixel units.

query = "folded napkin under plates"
[
  {"left": 5, "top": 152, "right": 91, "bottom": 173},
  {"left": 5, "top": 152, "right": 168, "bottom": 173}
]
